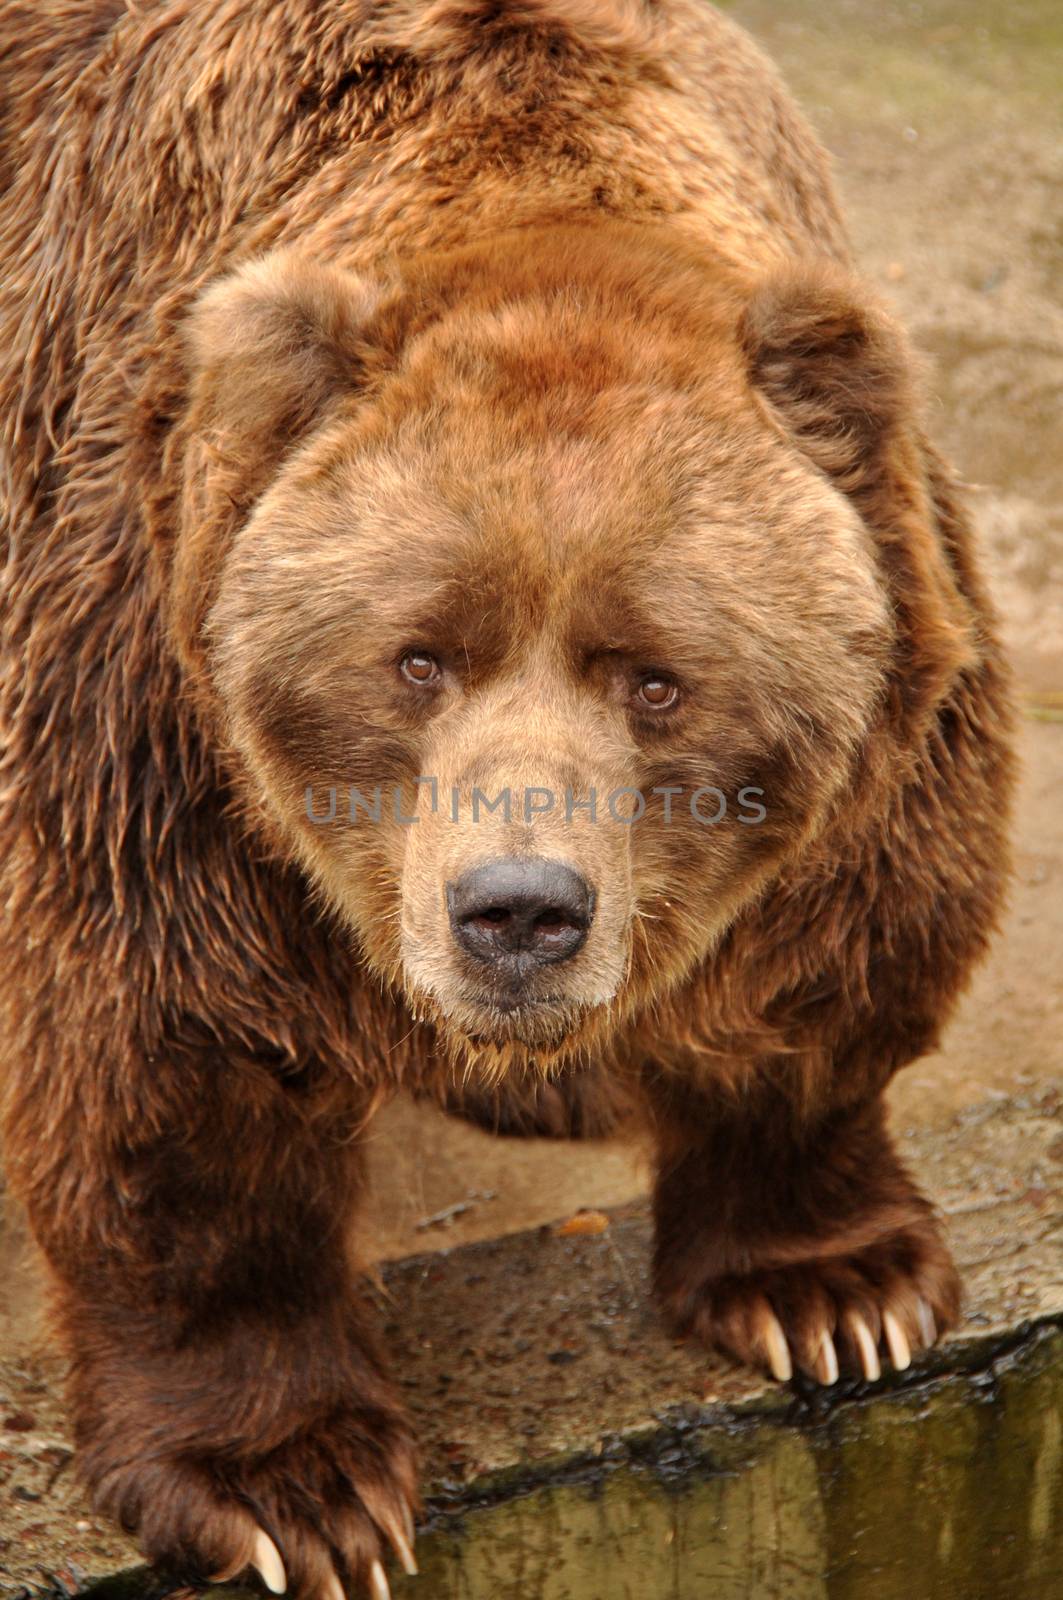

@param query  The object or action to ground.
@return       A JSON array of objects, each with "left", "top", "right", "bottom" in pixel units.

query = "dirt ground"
[{"left": 2, "top": 0, "right": 1061, "bottom": 1590}]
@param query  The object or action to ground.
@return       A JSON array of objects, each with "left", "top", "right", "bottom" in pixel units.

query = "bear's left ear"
[
  {"left": 739, "top": 261, "right": 979, "bottom": 718},
  {"left": 738, "top": 260, "right": 913, "bottom": 513}
]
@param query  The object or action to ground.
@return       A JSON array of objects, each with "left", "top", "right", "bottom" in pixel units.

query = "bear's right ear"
[
  {"left": 173, "top": 252, "right": 389, "bottom": 683},
  {"left": 182, "top": 250, "right": 386, "bottom": 520}
]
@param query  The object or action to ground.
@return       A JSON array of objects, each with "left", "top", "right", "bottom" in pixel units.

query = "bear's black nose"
[{"left": 447, "top": 858, "right": 594, "bottom": 968}]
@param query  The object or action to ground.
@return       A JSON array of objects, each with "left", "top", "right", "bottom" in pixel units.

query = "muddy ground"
[{"left": 2, "top": 0, "right": 1061, "bottom": 1590}]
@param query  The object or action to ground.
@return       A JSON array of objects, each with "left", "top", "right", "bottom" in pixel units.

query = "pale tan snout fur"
[{"left": 398, "top": 655, "right": 635, "bottom": 1049}]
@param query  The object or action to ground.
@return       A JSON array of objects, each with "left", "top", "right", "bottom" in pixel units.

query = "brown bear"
[{"left": 0, "top": 1, "right": 1013, "bottom": 1595}]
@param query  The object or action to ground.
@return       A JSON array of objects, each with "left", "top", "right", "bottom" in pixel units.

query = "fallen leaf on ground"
[{"left": 553, "top": 1210, "right": 610, "bottom": 1237}]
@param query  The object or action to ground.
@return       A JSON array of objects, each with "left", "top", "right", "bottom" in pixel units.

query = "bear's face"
[{"left": 176, "top": 236, "right": 933, "bottom": 1068}]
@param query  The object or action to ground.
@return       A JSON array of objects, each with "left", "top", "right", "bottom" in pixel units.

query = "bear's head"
[{"left": 173, "top": 224, "right": 974, "bottom": 1072}]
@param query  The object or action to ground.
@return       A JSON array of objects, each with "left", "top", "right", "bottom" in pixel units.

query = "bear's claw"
[
  {"left": 803, "top": 1294, "right": 938, "bottom": 1386},
  {"left": 761, "top": 1294, "right": 935, "bottom": 1388},
  {"left": 211, "top": 1526, "right": 287, "bottom": 1593},
  {"left": 846, "top": 1310, "right": 881, "bottom": 1382},
  {"left": 381, "top": 1511, "right": 418, "bottom": 1576},
  {"left": 916, "top": 1297, "right": 937, "bottom": 1349},
  {"left": 253, "top": 1529, "right": 288, "bottom": 1594},
  {"left": 208, "top": 1506, "right": 416, "bottom": 1597},
  {"left": 814, "top": 1330, "right": 840, "bottom": 1386},
  {"left": 666, "top": 1221, "right": 957, "bottom": 1392},
  {"left": 760, "top": 1308, "right": 793, "bottom": 1382},
  {"left": 882, "top": 1308, "right": 912, "bottom": 1372}
]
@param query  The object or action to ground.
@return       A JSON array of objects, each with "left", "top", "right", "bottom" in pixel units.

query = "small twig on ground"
[{"left": 414, "top": 1190, "right": 498, "bottom": 1230}]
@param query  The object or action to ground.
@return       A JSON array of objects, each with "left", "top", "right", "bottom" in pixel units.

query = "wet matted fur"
[{"left": 0, "top": 1, "right": 1013, "bottom": 1594}]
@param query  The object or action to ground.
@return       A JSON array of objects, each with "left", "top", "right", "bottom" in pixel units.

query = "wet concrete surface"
[
  {"left": 72, "top": 1148, "right": 1063, "bottom": 1599},
  {"left": 2, "top": 0, "right": 1062, "bottom": 1593}
]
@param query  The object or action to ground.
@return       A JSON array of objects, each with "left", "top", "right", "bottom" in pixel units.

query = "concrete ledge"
[
  {"left": 362, "top": 1318, "right": 1062, "bottom": 1600},
  {"left": 80, "top": 1311, "right": 1063, "bottom": 1600},
  {"left": 80, "top": 1076, "right": 1063, "bottom": 1599}
]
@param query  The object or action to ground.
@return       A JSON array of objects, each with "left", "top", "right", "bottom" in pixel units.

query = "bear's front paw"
[
  {"left": 657, "top": 1216, "right": 961, "bottom": 1387},
  {"left": 90, "top": 1400, "right": 418, "bottom": 1599}
]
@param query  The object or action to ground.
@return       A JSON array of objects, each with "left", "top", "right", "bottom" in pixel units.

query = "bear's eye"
[
  {"left": 399, "top": 650, "right": 442, "bottom": 686},
  {"left": 635, "top": 674, "right": 679, "bottom": 710}
]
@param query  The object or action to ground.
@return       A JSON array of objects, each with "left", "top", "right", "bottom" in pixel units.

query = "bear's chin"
[
  {"left": 425, "top": 992, "right": 599, "bottom": 1074},
  {"left": 458, "top": 999, "right": 583, "bottom": 1049}
]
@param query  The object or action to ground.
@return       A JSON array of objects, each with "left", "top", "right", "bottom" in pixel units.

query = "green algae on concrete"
[
  {"left": 82, "top": 1322, "right": 1063, "bottom": 1600},
  {"left": 396, "top": 1325, "right": 1063, "bottom": 1600}
]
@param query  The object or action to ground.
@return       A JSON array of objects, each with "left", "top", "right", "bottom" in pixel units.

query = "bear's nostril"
[
  {"left": 476, "top": 906, "right": 510, "bottom": 925},
  {"left": 447, "top": 859, "right": 593, "bottom": 971}
]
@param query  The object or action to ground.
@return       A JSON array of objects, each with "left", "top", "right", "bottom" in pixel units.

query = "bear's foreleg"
[
  {"left": 22, "top": 1054, "right": 417, "bottom": 1598},
  {"left": 647, "top": 1083, "right": 958, "bottom": 1384}
]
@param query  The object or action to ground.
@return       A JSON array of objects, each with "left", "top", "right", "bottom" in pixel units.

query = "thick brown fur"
[{"left": 0, "top": 2, "right": 1013, "bottom": 1595}]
